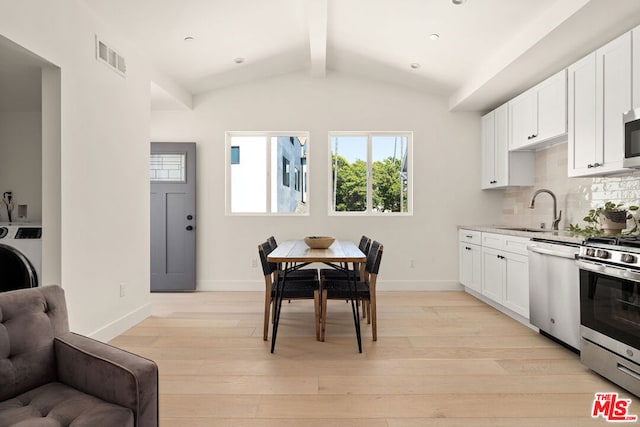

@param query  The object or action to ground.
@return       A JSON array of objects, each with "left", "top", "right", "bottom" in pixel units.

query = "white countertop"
[{"left": 459, "top": 225, "right": 585, "bottom": 245}]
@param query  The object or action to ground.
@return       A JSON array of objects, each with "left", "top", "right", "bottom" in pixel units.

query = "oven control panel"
[{"left": 579, "top": 245, "right": 640, "bottom": 269}]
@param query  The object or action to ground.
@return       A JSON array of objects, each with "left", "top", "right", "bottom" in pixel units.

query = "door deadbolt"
[
  {"left": 186, "top": 225, "right": 194, "bottom": 231},
  {"left": 187, "top": 214, "right": 193, "bottom": 220}
]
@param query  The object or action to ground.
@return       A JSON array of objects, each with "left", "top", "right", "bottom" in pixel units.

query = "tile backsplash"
[{"left": 501, "top": 143, "right": 640, "bottom": 230}]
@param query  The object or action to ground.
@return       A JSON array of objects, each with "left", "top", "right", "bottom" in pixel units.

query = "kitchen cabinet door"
[
  {"left": 481, "top": 247, "right": 504, "bottom": 304},
  {"left": 503, "top": 252, "right": 529, "bottom": 318},
  {"left": 459, "top": 242, "right": 482, "bottom": 293},
  {"left": 481, "top": 110, "right": 497, "bottom": 189},
  {"left": 633, "top": 25, "right": 640, "bottom": 109},
  {"left": 597, "top": 32, "right": 631, "bottom": 174},
  {"left": 568, "top": 32, "right": 631, "bottom": 177},
  {"left": 568, "top": 53, "right": 597, "bottom": 176},
  {"left": 509, "top": 69, "right": 567, "bottom": 151},
  {"left": 481, "top": 104, "right": 534, "bottom": 189},
  {"left": 509, "top": 90, "right": 537, "bottom": 150},
  {"left": 536, "top": 70, "right": 567, "bottom": 143}
]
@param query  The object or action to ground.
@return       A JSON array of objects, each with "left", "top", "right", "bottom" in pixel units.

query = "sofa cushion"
[
  {"left": 0, "top": 286, "right": 69, "bottom": 402},
  {"left": 0, "top": 382, "right": 134, "bottom": 427}
]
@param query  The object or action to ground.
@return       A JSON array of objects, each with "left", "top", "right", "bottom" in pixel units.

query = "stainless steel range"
[{"left": 578, "top": 236, "right": 640, "bottom": 397}]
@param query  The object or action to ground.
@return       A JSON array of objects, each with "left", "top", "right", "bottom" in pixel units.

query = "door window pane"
[{"left": 150, "top": 153, "right": 186, "bottom": 182}]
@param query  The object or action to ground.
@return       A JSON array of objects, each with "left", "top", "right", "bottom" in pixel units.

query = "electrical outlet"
[
  {"left": 119, "top": 283, "right": 126, "bottom": 297},
  {"left": 251, "top": 258, "right": 258, "bottom": 268},
  {"left": 409, "top": 259, "right": 415, "bottom": 268}
]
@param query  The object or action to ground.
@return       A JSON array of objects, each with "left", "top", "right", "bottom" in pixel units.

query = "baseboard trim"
[
  {"left": 196, "top": 280, "right": 463, "bottom": 292},
  {"left": 88, "top": 302, "right": 152, "bottom": 342}
]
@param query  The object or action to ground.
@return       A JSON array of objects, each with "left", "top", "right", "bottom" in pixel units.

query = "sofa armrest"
[{"left": 54, "top": 332, "right": 158, "bottom": 427}]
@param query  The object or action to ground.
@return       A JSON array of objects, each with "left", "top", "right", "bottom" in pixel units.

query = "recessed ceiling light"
[
  {"left": 183, "top": 36, "right": 195, "bottom": 42},
  {"left": 410, "top": 63, "right": 421, "bottom": 69},
  {"left": 234, "top": 57, "right": 245, "bottom": 64},
  {"left": 452, "top": 0, "right": 466, "bottom": 4},
  {"left": 429, "top": 33, "right": 440, "bottom": 41}
]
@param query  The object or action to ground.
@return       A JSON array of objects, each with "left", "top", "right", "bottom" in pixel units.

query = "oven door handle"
[{"left": 577, "top": 260, "right": 640, "bottom": 282}]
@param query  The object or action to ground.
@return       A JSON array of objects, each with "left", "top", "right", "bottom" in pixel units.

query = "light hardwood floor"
[{"left": 110, "top": 291, "right": 635, "bottom": 426}]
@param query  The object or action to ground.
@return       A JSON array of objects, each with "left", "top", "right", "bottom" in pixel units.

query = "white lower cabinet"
[
  {"left": 459, "top": 230, "right": 530, "bottom": 320},
  {"left": 481, "top": 247, "right": 504, "bottom": 302},
  {"left": 503, "top": 252, "right": 529, "bottom": 318},
  {"left": 459, "top": 242, "right": 482, "bottom": 293},
  {"left": 459, "top": 230, "right": 482, "bottom": 293}
]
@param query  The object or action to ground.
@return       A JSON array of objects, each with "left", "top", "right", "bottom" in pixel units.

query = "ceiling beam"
[{"left": 307, "top": 0, "right": 327, "bottom": 78}]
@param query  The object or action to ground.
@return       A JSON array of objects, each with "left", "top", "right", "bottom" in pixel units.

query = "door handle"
[
  {"left": 187, "top": 214, "right": 193, "bottom": 220},
  {"left": 186, "top": 225, "right": 194, "bottom": 231}
]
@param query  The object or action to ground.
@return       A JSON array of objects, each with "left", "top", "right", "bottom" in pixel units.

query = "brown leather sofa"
[{"left": 0, "top": 285, "right": 158, "bottom": 426}]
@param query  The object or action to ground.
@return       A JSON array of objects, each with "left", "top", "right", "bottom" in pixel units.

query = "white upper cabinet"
[
  {"left": 632, "top": 25, "right": 640, "bottom": 110},
  {"left": 481, "top": 104, "right": 534, "bottom": 189},
  {"left": 568, "top": 32, "right": 632, "bottom": 177},
  {"left": 509, "top": 69, "right": 567, "bottom": 151}
]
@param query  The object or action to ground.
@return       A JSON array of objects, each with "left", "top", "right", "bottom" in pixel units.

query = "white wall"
[
  {"left": 0, "top": 0, "right": 152, "bottom": 340},
  {"left": 151, "top": 72, "right": 504, "bottom": 291},
  {"left": 0, "top": 112, "right": 42, "bottom": 222}
]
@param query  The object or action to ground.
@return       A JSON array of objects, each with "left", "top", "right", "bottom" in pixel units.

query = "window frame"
[
  {"left": 328, "top": 131, "right": 413, "bottom": 216},
  {"left": 225, "top": 131, "right": 310, "bottom": 216}
]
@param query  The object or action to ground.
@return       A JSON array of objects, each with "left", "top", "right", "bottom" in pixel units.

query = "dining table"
[{"left": 267, "top": 239, "right": 366, "bottom": 353}]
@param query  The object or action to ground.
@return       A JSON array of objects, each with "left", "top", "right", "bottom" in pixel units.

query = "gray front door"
[{"left": 150, "top": 142, "right": 196, "bottom": 291}]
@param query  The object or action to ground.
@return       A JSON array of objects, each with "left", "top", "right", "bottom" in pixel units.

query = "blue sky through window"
[{"left": 332, "top": 135, "right": 407, "bottom": 163}]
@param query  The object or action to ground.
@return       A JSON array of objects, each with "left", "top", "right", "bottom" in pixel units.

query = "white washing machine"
[{"left": 0, "top": 223, "right": 42, "bottom": 292}]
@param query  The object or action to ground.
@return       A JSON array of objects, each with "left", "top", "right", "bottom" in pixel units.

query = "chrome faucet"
[{"left": 529, "top": 189, "right": 562, "bottom": 230}]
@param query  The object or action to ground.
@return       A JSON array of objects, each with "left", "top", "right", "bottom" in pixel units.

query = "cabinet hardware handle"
[
  {"left": 593, "top": 162, "right": 601, "bottom": 167},
  {"left": 489, "top": 180, "right": 497, "bottom": 184},
  {"left": 466, "top": 235, "right": 473, "bottom": 238},
  {"left": 527, "top": 135, "right": 532, "bottom": 140},
  {"left": 496, "top": 255, "right": 505, "bottom": 260},
  {"left": 531, "top": 134, "right": 537, "bottom": 138},
  {"left": 465, "top": 247, "right": 471, "bottom": 251},
  {"left": 587, "top": 163, "right": 593, "bottom": 168}
]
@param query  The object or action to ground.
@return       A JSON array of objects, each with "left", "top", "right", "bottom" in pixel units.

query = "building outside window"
[
  {"left": 329, "top": 132, "right": 411, "bottom": 215},
  {"left": 226, "top": 132, "right": 309, "bottom": 214},
  {"left": 230, "top": 146, "right": 240, "bottom": 164},
  {"left": 282, "top": 157, "right": 290, "bottom": 187}
]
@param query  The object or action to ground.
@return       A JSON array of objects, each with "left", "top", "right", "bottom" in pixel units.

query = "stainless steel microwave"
[{"left": 624, "top": 108, "right": 640, "bottom": 168}]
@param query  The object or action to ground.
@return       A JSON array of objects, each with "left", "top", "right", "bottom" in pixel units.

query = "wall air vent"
[{"left": 95, "top": 35, "right": 126, "bottom": 77}]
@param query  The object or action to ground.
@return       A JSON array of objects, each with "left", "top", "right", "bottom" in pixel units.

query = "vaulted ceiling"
[{"left": 79, "top": 0, "right": 640, "bottom": 111}]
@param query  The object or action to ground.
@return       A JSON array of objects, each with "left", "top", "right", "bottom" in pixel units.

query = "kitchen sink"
[{"left": 496, "top": 227, "right": 553, "bottom": 233}]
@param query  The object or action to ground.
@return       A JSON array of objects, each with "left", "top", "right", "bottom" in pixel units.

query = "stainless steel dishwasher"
[{"left": 527, "top": 238, "right": 581, "bottom": 352}]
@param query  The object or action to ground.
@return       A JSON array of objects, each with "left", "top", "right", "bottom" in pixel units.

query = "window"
[
  {"left": 226, "top": 132, "right": 309, "bottom": 215},
  {"left": 282, "top": 157, "right": 290, "bottom": 187},
  {"left": 294, "top": 167, "right": 300, "bottom": 192},
  {"left": 330, "top": 132, "right": 411, "bottom": 214},
  {"left": 230, "top": 146, "right": 240, "bottom": 164}
]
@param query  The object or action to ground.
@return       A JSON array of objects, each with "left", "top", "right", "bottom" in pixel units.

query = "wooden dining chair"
[
  {"left": 320, "top": 240, "right": 383, "bottom": 342},
  {"left": 319, "top": 235, "right": 371, "bottom": 281},
  {"left": 258, "top": 241, "right": 321, "bottom": 341}
]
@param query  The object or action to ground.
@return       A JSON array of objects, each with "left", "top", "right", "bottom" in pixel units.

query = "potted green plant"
[{"left": 568, "top": 201, "right": 639, "bottom": 235}]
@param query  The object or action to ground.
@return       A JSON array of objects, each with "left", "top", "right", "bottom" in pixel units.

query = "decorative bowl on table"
[{"left": 304, "top": 236, "right": 335, "bottom": 249}]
